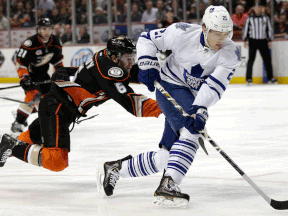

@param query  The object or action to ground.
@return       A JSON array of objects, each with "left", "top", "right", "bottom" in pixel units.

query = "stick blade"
[
  {"left": 198, "top": 137, "right": 209, "bottom": 156},
  {"left": 270, "top": 199, "right": 288, "bottom": 210}
]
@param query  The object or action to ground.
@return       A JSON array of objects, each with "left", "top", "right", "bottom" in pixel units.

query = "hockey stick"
[
  {"left": 32, "top": 80, "right": 52, "bottom": 85},
  {"left": 0, "top": 85, "right": 21, "bottom": 90},
  {"left": 154, "top": 80, "right": 288, "bottom": 210},
  {"left": 0, "top": 92, "right": 42, "bottom": 108},
  {"left": 0, "top": 80, "right": 51, "bottom": 91}
]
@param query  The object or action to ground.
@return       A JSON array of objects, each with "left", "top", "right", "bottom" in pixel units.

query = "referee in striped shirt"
[{"left": 243, "top": 5, "right": 278, "bottom": 85}]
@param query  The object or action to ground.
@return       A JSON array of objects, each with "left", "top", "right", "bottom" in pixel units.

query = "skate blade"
[
  {"left": 96, "top": 165, "right": 107, "bottom": 198},
  {"left": 152, "top": 196, "right": 188, "bottom": 209}
]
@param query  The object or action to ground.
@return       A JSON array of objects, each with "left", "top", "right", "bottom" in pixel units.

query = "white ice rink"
[{"left": 0, "top": 83, "right": 288, "bottom": 216}]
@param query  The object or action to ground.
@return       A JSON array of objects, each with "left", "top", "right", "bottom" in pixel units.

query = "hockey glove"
[
  {"left": 187, "top": 105, "right": 209, "bottom": 131},
  {"left": 138, "top": 68, "right": 161, "bottom": 92},
  {"left": 184, "top": 116, "right": 198, "bottom": 134},
  {"left": 138, "top": 58, "right": 160, "bottom": 92},
  {"left": 20, "top": 75, "right": 33, "bottom": 91}
]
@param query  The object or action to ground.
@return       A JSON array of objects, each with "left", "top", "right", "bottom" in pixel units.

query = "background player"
[
  {"left": 96, "top": 6, "right": 241, "bottom": 208},
  {"left": 0, "top": 36, "right": 161, "bottom": 173},
  {"left": 11, "top": 17, "right": 63, "bottom": 133}
]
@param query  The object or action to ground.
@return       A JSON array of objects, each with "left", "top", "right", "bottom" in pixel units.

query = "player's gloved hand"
[
  {"left": 20, "top": 75, "right": 33, "bottom": 91},
  {"left": 183, "top": 116, "right": 198, "bottom": 134},
  {"left": 138, "top": 58, "right": 161, "bottom": 92},
  {"left": 138, "top": 68, "right": 161, "bottom": 92},
  {"left": 187, "top": 105, "right": 209, "bottom": 131}
]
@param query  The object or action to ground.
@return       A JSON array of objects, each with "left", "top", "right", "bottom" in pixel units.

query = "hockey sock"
[
  {"left": 12, "top": 143, "right": 42, "bottom": 166},
  {"left": 16, "top": 109, "right": 30, "bottom": 124},
  {"left": 165, "top": 138, "right": 199, "bottom": 185},
  {"left": 12, "top": 131, "right": 42, "bottom": 166},
  {"left": 12, "top": 142, "right": 31, "bottom": 162},
  {"left": 119, "top": 148, "right": 169, "bottom": 178}
]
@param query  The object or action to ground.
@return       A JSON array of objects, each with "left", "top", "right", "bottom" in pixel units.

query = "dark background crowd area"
[{"left": 0, "top": 0, "right": 288, "bottom": 42}]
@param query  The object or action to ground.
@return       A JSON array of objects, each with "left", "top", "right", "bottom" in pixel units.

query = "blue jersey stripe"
[
  {"left": 209, "top": 75, "right": 226, "bottom": 91},
  {"left": 161, "top": 69, "right": 182, "bottom": 84},
  {"left": 204, "top": 81, "right": 221, "bottom": 99},
  {"left": 200, "top": 32, "right": 205, "bottom": 47},
  {"left": 166, "top": 62, "right": 186, "bottom": 85}
]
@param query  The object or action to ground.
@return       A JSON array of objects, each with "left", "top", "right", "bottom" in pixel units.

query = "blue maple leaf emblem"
[
  {"left": 183, "top": 64, "right": 207, "bottom": 90},
  {"left": 235, "top": 47, "right": 241, "bottom": 62},
  {"left": 175, "top": 23, "right": 191, "bottom": 31}
]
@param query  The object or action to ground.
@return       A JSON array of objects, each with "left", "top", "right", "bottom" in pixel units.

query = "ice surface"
[{"left": 0, "top": 83, "right": 288, "bottom": 216}]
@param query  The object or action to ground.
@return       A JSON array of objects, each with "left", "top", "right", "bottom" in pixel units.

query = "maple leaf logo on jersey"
[
  {"left": 235, "top": 47, "right": 241, "bottom": 62},
  {"left": 175, "top": 23, "right": 191, "bottom": 31},
  {"left": 183, "top": 64, "right": 208, "bottom": 91}
]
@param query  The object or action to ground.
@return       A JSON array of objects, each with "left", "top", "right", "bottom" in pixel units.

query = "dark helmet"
[
  {"left": 107, "top": 36, "right": 136, "bottom": 59},
  {"left": 37, "top": 18, "right": 53, "bottom": 32}
]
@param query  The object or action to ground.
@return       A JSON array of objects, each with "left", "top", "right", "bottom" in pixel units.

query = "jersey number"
[
  {"left": 115, "top": 82, "right": 127, "bottom": 94},
  {"left": 18, "top": 49, "right": 27, "bottom": 58},
  {"left": 155, "top": 29, "right": 166, "bottom": 39},
  {"left": 227, "top": 69, "right": 236, "bottom": 81}
]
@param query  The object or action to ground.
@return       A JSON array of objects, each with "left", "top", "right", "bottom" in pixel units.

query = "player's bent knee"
[{"left": 41, "top": 147, "right": 69, "bottom": 172}]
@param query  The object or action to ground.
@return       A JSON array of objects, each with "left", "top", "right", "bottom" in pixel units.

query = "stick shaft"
[{"left": 0, "top": 85, "right": 21, "bottom": 90}]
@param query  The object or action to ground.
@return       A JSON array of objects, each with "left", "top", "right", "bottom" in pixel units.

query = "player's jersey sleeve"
[
  {"left": 16, "top": 41, "right": 32, "bottom": 77},
  {"left": 137, "top": 23, "right": 193, "bottom": 60},
  {"left": 193, "top": 45, "right": 241, "bottom": 109},
  {"left": 93, "top": 64, "right": 161, "bottom": 118}
]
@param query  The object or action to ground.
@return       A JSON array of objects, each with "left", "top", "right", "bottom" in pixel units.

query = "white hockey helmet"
[{"left": 202, "top": 5, "right": 233, "bottom": 39}]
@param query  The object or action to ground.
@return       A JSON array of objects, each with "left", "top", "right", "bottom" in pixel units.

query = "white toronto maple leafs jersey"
[{"left": 137, "top": 23, "right": 241, "bottom": 109}]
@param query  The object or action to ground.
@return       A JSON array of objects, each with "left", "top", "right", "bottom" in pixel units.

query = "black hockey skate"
[
  {"left": 96, "top": 155, "right": 132, "bottom": 197},
  {"left": 0, "top": 134, "right": 19, "bottom": 167},
  {"left": 153, "top": 175, "right": 190, "bottom": 208}
]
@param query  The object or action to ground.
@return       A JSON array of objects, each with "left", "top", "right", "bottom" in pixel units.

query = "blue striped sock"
[
  {"left": 166, "top": 139, "right": 198, "bottom": 184},
  {"left": 120, "top": 151, "right": 159, "bottom": 178}
]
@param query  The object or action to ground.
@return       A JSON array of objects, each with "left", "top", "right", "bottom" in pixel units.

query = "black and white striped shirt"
[{"left": 242, "top": 15, "right": 273, "bottom": 41}]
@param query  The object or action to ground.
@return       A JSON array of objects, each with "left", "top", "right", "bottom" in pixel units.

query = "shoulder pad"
[
  {"left": 108, "top": 67, "right": 124, "bottom": 78},
  {"left": 95, "top": 52, "right": 130, "bottom": 81},
  {"left": 219, "top": 42, "right": 241, "bottom": 68},
  {"left": 21, "top": 34, "right": 39, "bottom": 48},
  {"left": 23, "top": 39, "right": 32, "bottom": 47}
]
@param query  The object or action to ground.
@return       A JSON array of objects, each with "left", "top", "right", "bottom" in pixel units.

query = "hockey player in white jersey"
[{"left": 96, "top": 6, "right": 241, "bottom": 208}]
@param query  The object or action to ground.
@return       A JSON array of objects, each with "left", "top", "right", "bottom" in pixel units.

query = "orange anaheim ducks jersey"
[
  {"left": 16, "top": 34, "right": 63, "bottom": 78},
  {"left": 53, "top": 49, "right": 161, "bottom": 118}
]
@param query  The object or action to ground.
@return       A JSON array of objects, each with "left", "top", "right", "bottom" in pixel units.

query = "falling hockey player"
[
  {"left": 96, "top": 6, "right": 241, "bottom": 208},
  {"left": 11, "top": 18, "right": 64, "bottom": 133},
  {"left": 0, "top": 36, "right": 161, "bottom": 172}
]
